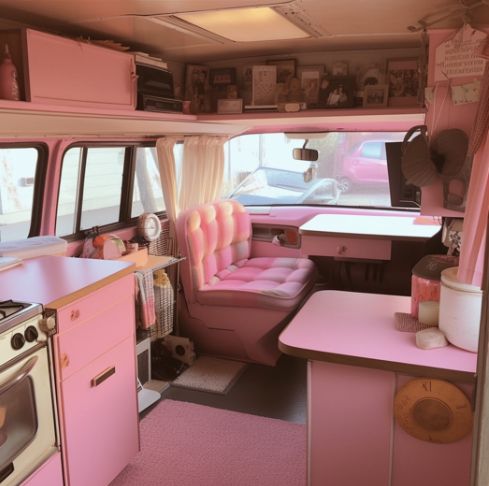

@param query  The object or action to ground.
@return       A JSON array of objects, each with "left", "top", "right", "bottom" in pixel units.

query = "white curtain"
[
  {"left": 178, "top": 135, "right": 227, "bottom": 212},
  {"left": 156, "top": 137, "right": 178, "bottom": 223}
]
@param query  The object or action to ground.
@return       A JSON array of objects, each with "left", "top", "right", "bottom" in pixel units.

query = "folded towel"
[{"left": 135, "top": 270, "right": 156, "bottom": 329}]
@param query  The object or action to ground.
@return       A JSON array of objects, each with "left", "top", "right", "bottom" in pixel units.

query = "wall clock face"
[
  {"left": 394, "top": 378, "right": 473, "bottom": 443},
  {"left": 138, "top": 213, "right": 161, "bottom": 241}
]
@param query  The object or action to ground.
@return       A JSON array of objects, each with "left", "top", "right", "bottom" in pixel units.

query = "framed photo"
[
  {"left": 363, "top": 84, "right": 389, "bottom": 108},
  {"left": 217, "top": 98, "right": 243, "bottom": 114},
  {"left": 266, "top": 58, "right": 296, "bottom": 85},
  {"left": 184, "top": 64, "right": 210, "bottom": 113},
  {"left": 323, "top": 76, "right": 355, "bottom": 108},
  {"left": 210, "top": 67, "right": 236, "bottom": 86},
  {"left": 297, "top": 65, "right": 325, "bottom": 107},
  {"left": 332, "top": 61, "right": 349, "bottom": 77},
  {"left": 251, "top": 65, "right": 277, "bottom": 106},
  {"left": 386, "top": 58, "right": 420, "bottom": 107}
]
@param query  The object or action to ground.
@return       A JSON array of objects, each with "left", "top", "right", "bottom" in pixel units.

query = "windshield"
[{"left": 225, "top": 132, "right": 416, "bottom": 209}]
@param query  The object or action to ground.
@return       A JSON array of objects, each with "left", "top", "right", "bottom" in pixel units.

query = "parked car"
[
  {"left": 229, "top": 167, "right": 340, "bottom": 205},
  {"left": 336, "top": 140, "right": 390, "bottom": 193}
]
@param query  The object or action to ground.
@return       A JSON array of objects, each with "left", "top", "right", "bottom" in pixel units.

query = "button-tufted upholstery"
[{"left": 176, "top": 200, "right": 316, "bottom": 365}]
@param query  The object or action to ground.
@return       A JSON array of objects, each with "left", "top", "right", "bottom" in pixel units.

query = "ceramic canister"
[{"left": 438, "top": 266, "right": 483, "bottom": 353}]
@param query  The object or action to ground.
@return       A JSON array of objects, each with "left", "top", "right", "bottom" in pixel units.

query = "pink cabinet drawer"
[
  {"left": 60, "top": 337, "right": 139, "bottom": 486},
  {"left": 301, "top": 234, "right": 392, "bottom": 260},
  {"left": 20, "top": 452, "right": 63, "bottom": 486},
  {"left": 56, "top": 274, "right": 134, "bottom": 334},
  {"left": 26, "top": 29, "right": 136, "bottom": 109},
  {"left": 55, "top": 296, "right": 135, "bottom": 381}
]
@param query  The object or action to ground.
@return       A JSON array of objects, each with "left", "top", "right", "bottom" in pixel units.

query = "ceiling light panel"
[{"left": 174, "top": 6, "right": 311, "bottom": 42}]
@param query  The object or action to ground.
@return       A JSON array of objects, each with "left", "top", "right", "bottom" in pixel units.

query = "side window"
[
  {"left": 0, "top": 146, "right": 44, "bottom": 242},
  {"left": 56, "top": 144, "right": 170, "bottom": 237}
]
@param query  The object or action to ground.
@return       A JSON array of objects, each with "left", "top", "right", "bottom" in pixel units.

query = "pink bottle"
[{"left": 0, "top": 44, "right": 20, "bottom": 101}]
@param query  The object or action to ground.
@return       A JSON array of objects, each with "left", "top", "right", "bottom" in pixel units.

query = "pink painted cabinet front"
[
  {"left": 19, "top": 452, "right": 63, "bottom": 486},
  {"left": 25, "top": 28, "right": 136, "bottom": 110},
  {"left": 53, "top": 274, "right": 139, "bottom": 486}
]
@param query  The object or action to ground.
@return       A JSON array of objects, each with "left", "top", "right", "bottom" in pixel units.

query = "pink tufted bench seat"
[{"left": 176, "top": 199, "right": 316, "bottom": 365}]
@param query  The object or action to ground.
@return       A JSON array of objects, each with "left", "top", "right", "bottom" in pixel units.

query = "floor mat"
[
  {"left": 171, "top": 355, "right": 247, "bottom": 394},
  {"left": 111, "top": 399, "right": 306, "bottom": 486}
]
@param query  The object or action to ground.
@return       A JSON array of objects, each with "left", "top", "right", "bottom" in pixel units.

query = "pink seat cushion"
[{"left": 197, "top": 256, "right": 316, "bottom": 310}]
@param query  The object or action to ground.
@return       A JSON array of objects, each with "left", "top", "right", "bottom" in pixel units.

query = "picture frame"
[
  {"left": 209, "top": 67, "right": 236, "bottom": 86},
  {"left": 209, "top": 67, "right": 237, "bottom": 111},
  {"left": 184, "top": 64, "right": 210, "bottom": 113},
  {"left": 331, "top": 61, "right": 349, "bottom": 77},
  {"left": 386, "top": 58, "right": 420, "bottom": 107},
  {"left": 266, "top": 58, "right": 296, "bottom": 85},
  {"left": 217, "top": 98, "right": 243, "bottom": 114},
  {"left": 251, "top": 65, "right": 277, "bottom": 106},
  {"left": 297, "top": 65, "right": 325, "bottom": 107},
  {"left": 363, "top": 84, "right": 389, "bottom": 108},
  {"left": 322, "top": 76, "right": 355, "bottom": 108}
]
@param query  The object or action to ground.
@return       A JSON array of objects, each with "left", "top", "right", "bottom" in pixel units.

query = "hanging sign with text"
[{"left": 434, "top": 24, "right": 488, "bottom": 82}]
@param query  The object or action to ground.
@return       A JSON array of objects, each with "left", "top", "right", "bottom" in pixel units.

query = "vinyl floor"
[{"left": 158, "top": 353, "right": 307, "bottom": 424}]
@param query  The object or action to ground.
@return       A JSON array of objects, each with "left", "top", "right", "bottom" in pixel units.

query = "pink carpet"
[{"left": 111, "top": 399, "right": 306, "bottom": 486}]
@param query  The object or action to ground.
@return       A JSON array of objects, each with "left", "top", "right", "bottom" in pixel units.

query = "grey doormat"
[{"left": 171, "top": 356, "right": 247, "bottom": 394}]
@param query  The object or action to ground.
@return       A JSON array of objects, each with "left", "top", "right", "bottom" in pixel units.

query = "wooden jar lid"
[{"left": 394, "top": 378, "right": 472, "bottom": 443}]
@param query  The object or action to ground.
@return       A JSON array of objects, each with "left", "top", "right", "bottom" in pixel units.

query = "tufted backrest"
[{"left": 176, "top": 200, "right": 251, "bottom": 301}]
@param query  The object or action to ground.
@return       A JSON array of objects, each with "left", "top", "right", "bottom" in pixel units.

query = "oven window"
[{"left": 0, "top": 376, "right": 37, "bottom": 471}]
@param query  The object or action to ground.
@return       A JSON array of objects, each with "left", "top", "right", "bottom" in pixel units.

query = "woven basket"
[{"left": 151, "top": 269, "right": 174, "bottom": 338}]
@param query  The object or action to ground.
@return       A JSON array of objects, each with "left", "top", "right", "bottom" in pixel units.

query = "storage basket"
[{"left": 151, "top": 269, "right": 174, "bottom": 338}]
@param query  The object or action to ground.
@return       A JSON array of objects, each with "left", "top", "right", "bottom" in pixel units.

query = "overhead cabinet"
[{"left": 0, "top": 28, "right": 136, "bottom": 109}]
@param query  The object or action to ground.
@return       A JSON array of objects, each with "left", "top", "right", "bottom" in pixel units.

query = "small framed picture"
[
  {"left": 386, "top": 58, "right": 420, "bottom": 107},
  {"left": 297, "top": 65, "right": 325, "bottom": 107},
  {"left": 332, "top": 61, "right": 349, "bottom": 77},
  {"left": 266, "top": 58, "right": 296, "bottom": 85},
  {"left": 184, "top": 64, "right": 210, "bottom": 113},
  {"left": 217, "top": 98, "right": 243, "bottom": 114},
  {"left": 363, "top": 84, "right": 389, "bottom": 108},
  {"left": 210, "top": 67, "right": 236, "bottom": 86},
  {"left": 251, "top": 65, "right": 277, "bottom": 106},
  {"left": 323, "top": 76, "right": 355, "bottom": 108}
]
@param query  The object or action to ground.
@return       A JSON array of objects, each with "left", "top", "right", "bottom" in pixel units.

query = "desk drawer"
[{"left": 301, "top": 234, "right": 391, "bottom": 260}]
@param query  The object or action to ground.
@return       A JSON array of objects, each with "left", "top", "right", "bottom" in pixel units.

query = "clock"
[
  {"left": 394, "top": 378, "right": 472, "bottom": 443},
  {"left": 137, "top": 213, "right": 162, "bottom": 242}
]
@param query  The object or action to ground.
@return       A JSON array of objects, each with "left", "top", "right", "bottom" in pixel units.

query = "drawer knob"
[
  {"left": 337, "top": 245, "right": 347, "bottom": 255},
  {"left": 70, "top": 309, "right": 80, "bottom": 321}
]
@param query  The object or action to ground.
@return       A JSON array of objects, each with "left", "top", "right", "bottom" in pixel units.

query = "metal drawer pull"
[
  {"left": 91, "top": 366, "right": 116, "bottom": 387},
  {"left": 70, "top": 309, "right": 80, "bottom": 320}
]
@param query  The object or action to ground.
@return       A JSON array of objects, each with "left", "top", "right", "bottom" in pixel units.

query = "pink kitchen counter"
[
  {"left": 0, "top": 255, "right": 134, "bottom": 308},
  {"left": 279, "top": 290, "right": 477, "bottom": 486}
]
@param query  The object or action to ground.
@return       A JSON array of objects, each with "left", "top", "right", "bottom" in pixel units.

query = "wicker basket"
[{"left": 151, "top": 269, "right": 174, "bottom": 338}]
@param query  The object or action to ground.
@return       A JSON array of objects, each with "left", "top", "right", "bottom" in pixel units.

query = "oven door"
[{"left": 0, "top": 346, "right": 57, "bottom": 486}]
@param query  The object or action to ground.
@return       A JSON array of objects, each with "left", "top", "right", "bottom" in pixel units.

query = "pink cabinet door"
[
  {"left": 20, "top": 452, "right": 63, "bottom": 486},
  {"left": 59, "top": 337, "right": 139, "bottom": 486},
  {"left": 26, "top": 29, "right": 136, "bottom": 109}
]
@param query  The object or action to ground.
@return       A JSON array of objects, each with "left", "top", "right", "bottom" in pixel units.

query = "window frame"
[
  {"left": 56, "top": 141, "right": 164, "bottom": 240},
  {"left": 0, "top": 142, "right": 48, "bottom": 239}
]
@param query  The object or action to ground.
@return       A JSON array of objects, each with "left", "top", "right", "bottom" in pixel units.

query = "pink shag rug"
[{"left": 111, "top": 399, "right": 306, "bottom": 486}]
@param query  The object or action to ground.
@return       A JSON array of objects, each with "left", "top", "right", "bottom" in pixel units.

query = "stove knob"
[
  {"left": 39, "top": 316, "right": 56, "bottom": 334},
  {"left": 24, "top": 326, "right": 39, "bottom": 342},
  {"left": 11, "top": 333, "right": 25, "bottom": 350}
]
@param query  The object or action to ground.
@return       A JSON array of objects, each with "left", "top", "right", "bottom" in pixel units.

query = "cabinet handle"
[
  {"left": 60, "top": 353, "right": 70, "bottom": 369},
  {"left": 70, "top": 309, "right": 80, "bottom": 321},
  {"left": 91, "top": 366, "right": 116, "bottom": 387},
  {"left": 337, "top": 245, "right": 347, "bottom": 255}
]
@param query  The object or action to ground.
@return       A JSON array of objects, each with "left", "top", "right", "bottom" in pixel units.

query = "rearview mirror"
[{"left": 293, "top": 148, "right": 318, "bottom": 162}]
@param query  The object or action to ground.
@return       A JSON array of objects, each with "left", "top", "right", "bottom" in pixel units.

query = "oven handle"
[{"left": 0, "top": 356, "right": 38, "bottom": 395}]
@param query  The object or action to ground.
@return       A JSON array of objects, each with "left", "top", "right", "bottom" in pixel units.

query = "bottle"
[{"left": 0, "top": 44, "right": 20, "bottom": 101}]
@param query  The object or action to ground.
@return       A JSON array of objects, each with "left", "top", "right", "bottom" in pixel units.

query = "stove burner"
[{"left": 0, "top": 300, "right": 29, "bottom": 320}]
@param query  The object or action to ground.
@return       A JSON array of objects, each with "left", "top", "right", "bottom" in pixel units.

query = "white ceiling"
[{"left": 0, "top": 0, "right": 487, "bottom": 62}]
